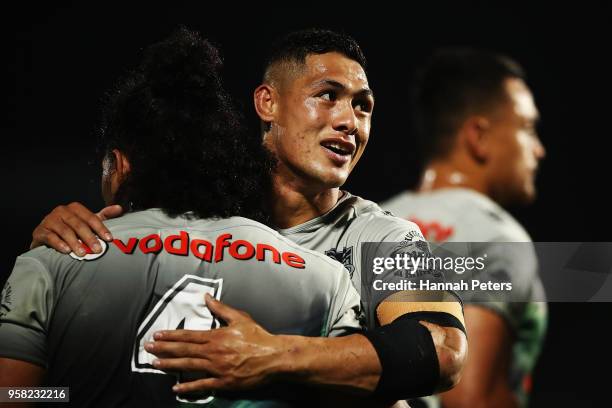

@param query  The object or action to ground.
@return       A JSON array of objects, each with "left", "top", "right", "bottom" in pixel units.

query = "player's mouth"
[{"left": 320, "top": 139, "right": 356, "bottom": 165}]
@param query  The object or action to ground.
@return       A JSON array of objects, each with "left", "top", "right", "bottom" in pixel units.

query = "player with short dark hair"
[
  {"left": 383, "top": 48, "right": 547, "bottom": 407},
  {"left": 27, "top": 28, "right": 468, "bottom": 403}
]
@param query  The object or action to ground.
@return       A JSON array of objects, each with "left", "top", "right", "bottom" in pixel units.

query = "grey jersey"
[
  {"left": 0, "top": 209, "right": 361, "bottom": 407},
  {"left": 382, "top": 188, "right": 547, "bottom": 407},
  {"left": 277, "top": 191, "right": 455, "bottom": 330}
]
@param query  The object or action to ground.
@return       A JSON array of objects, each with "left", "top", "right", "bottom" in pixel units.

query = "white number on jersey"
[{"left": 131, "top": 274, "right": 223, "bottom": 404}]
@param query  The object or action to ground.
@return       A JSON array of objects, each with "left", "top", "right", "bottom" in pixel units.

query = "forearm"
[
  {"left": 420, "top": 323, "right": 467, "bottom": 393},
  {"left": 276, "top": 333, "right": 381, "bottom": 394},
  {"left": 274, "top": 324, "right": 466, "bottom": 397}
]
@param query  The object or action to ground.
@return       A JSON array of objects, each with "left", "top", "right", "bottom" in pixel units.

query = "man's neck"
[
  {"left": 269, "top": 171, "right": 341, "bottom": 229},
  {"left": 418, "top": 161, "right": 488, "bottom": 196}
]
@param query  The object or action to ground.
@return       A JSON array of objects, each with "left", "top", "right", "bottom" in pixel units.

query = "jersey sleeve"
[
  {"left": 325, "top": 264, "right": 363, "bottom": 337},
  {"left": 0, "top": 255, "right": 54, "bottom": 367},
  {"left": 356, "top": 215, "right": 461, "bottom": 329}
]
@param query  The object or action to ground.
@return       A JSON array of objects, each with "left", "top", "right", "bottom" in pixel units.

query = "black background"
[{"left": 7, "top": 2, "right": 612, "bottom": 406}]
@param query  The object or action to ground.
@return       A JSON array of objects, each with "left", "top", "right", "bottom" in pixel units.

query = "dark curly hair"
[{"left": 98, "top": 27, "right": 273, "bottom": 223}]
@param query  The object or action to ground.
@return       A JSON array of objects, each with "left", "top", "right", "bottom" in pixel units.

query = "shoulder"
[
  {"left": 328, "top": 193, "right": 426, "bottom": 245},
  {"left": 378, "top": 191, "right": 413, "bottom": 216},
  {"left": 17, "top": 245, "right": 78, "bottom": 275},
  {"left": 6, "top": 246, "right": 77, "bottom": 297}
]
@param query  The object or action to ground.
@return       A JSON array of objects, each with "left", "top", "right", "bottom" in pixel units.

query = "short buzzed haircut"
[
  {"left": 262, "top": 28, "right": 367, "bottom": 86},
  {"left": 413, "top": 48, "right": 526, "bottom": 162}
]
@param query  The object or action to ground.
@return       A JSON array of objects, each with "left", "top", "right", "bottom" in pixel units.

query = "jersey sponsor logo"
[
  {"left": 69, "top": 238, "right": 108, "bottom": 261},
  {"left": 112, "top": 231, "right": 306, "bottom": 269},
  {"left": 325, "top": 246, "right": 355, "bottom": 278},
  {"left": 409, "top": 217, "right": 454, "bottom": 243}
]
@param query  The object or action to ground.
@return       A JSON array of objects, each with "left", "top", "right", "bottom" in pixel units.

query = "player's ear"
[
  {"left": 462, "top": 116, "right": 491, "bottom": 163},
  {"left": 254, "top": 83, "right": 278, "bottom": 126},
  {"left": 112, "top": 149, "right": 131, "bottom": 181}
]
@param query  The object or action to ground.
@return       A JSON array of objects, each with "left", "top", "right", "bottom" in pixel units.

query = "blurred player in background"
[{"left": 382, "top": 48, "right": 547, "bottom": 408}]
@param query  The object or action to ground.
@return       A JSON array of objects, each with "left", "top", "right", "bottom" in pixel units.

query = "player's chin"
[
  {"left": 318, "top": 168, "right": 351, "bottom": 188},
  {"left": 522, "top": 184, "right": 538, "bottom": 204},
  {"left": 510, "top": 183, "right": 537, "bottom": 206}
]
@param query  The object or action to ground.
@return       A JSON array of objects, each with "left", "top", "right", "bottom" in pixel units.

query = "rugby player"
[
  {"left": 0, "top": 28, "right": 364, "bottom": 407},
  {"left": 382, "top": 48, "right": 547, "bottom": 407},
  {"left": 28, "top": 29, "right": 468, "bottom": 402}
]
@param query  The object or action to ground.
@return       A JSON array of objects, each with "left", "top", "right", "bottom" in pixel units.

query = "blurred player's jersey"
[
  {"left": 0, "top": 209, "right": 361, "bottom": 407},
  {"left": 382, "top": 188, "right": 547, "bottom": 407},
  {"left": 277, "top": 191, "right": 460, "bottom": 330}
]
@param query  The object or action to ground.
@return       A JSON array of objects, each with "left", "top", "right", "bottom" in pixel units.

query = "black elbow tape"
[
  {"left": 363, "top": 314, "right": 440, "bottom": 399},
  {"left": 404, "top": 311, "right": 466, "bottom": 336}
]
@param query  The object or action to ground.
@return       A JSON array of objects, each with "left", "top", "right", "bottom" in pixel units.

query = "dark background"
[{"left": 7, "top": 2, "right": 611, "bottom": 406}]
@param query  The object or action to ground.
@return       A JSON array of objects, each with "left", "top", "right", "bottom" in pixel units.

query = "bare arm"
[
  {"left": 149, "top": 294, "right": 467, "bottom": 398},
  {"left": 147, "top": 294, "right": 381, "bottom": 393},
  {"left": 0, "top": 358, "right": 45, "bottom": 408},
  {"left": 420, "top": 322, "right": 468, "bottom": 393},
  {"left": 30, "top": 204, "right": 467, "bottom": 398},
  {"left": 375, "top": 293, "right": 468, "bottom": 393},
  {"left": 30, "top": 202, "right": 122, "bottom": 254},
  {"left": 439, "top": 306, "right": 518, "bottom": 408}
]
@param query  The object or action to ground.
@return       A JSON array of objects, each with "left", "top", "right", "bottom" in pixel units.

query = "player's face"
[
  {"left": 265, "top": 52, "right": 373, "bottom": 191},
  {"left": 487, "top": 78, "right": 545, "bottom": 205}
]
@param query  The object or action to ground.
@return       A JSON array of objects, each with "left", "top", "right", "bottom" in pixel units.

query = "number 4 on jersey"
[{"left": 132, "top": 275, "right": 223, "bottom": 374}]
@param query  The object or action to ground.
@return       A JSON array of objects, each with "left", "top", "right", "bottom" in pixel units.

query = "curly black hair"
[{"left": 98, "top": 27, "right": 273, "bottom": 223}]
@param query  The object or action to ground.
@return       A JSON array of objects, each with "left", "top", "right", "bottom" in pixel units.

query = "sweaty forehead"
[
  {"left": 505, "top": 78, "right": 539, "bottom": 121},
  {"left": 301, "top": 52, "right": 369, "bottom": 89}
]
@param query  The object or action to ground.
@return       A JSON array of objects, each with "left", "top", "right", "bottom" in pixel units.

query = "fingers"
[
  {"left": 31, "top": 229, "right": 70, "bottom": 253},
  {"left": 65, "top": 202, "right": 113, "bottom": 245},
  {"left": 151, "top": 357, "right": 215, "bottom": 373},
  {"left": 31, "top": 202, "right": 113, "bottom": 255},
  {"left": 152, "top": 330, "right": 211, "bottom": 344},
  {"left": 173, "top": 377, "right": 225, "bottom": 394},
  {"left": 97, "top": 205, "right": 123, "bottom": 222},
  {"left": 146, "top": 340, "right": 210, "bottom": 359},
  {"left": 61, "top": 212, "right": 105, "bottom": 254},
  {"left": 205, "top": 293, "right": 251, "bottom": 324},
  {"left": 44, "top": 213, "right": 83, "bottom": 256}
]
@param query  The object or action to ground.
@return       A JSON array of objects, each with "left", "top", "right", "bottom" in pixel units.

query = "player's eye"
[
  {"left": 318, "top": 91, "right": 337, "bottom": 101},
  {"left": 353, "top": 98, "right": 373, "bottom": 113}
]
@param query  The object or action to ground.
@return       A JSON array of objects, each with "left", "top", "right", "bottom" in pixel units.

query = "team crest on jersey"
[
  {"left": 69, "top": 238, "right": 108, "bottom": 261},
  {"left": 325, "top": 246, "right": 355, "bottom": 278},
  {"left": 404, "top": 230, "right": 425, "bottom": 242}
]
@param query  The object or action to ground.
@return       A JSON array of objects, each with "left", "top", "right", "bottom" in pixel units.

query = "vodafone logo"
[
  {"left": 69, "top": 238, "right": 108, "bottom": 261},
  {"left": 112, "top": 232, "right": 306, "bottom": 269},
  {"left": 66, "top": 231, "right": 307, "bottom": 269}
]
